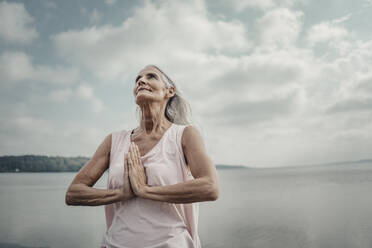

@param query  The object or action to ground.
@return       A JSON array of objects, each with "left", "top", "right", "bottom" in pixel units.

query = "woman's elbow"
[
  {"left": 65, "top": 190, "right": 74, "bottom": 205},
  {"left": 65, "top": 185, "right": 78, "bottom": 206},
  {"left": 206, "top": 180, "right": 219, "bottom": 201}
]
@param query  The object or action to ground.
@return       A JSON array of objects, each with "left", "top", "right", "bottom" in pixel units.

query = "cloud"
[
  {"left": 0, "top": 51, "right": 79, "bottom": 84},
  {"left": 0, "top": 113, "right": 106, "bottom": 156},
  {"left": 0, "top": 1, "right": 38, "bottom": 43},
  {"left": 233, "top": 0, "right": 276, "bottom": 10},
  {"left": 204, "top": 93, "right": 297, "bottom": 126},
  {"left": 48, "top": 88, "right": 74, "bottom": 102},
  {"left": 76, "top": 84, "right": 94, "bottom": 99},
  {"left": 49, "top": 84, "right": 104, "bottom": 113},
  {"left": 328, "top": 98, "right": 372, "bottom": 113},
  {"left": 213, "top": 51, "right": 306, "bottom": 90},
  {"left": 311, "top": 39, "right": 372, "bottom": 113},
  {"left": 355, "top": 73, "right": 372, "bottom": 93},
  {"left": 257, "top": 8, "right": 303, "bottom": 49},
  {"left": 89, "top": 8, "right": 102, "bottom": 23},
  {"left": 51, "top": 0, "right": 250, "bottom": 81},
  {"left": 230, "top": 0, "right": 300, "bottom": 11},
  {"left": 326, "top": 66, "right": 372, "bottom": 114},
  {"left": 307, "top": 21, "right": 349, "bottom": 46},
  {"left": 104, "top": 0, "right": 117, "bottom": 5},
  {"left": 43, "top": 1, "right": 57, "bottom": 9},
  {"left": 49, "top": 1, "right": 310, "bottom": 127},
  {"left": 6, "top": 116, "right": 54, "bottom": 136},
  {"left": 76, "top": 84, "right": 104, "bottom": 113}
]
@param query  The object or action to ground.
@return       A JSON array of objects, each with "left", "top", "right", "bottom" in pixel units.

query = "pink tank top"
[{"left": 101, "top": 123, "right": 201, "bottom": 248}]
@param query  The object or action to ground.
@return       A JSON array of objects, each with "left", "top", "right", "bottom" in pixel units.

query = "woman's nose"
[{"left": 138, "top": 79, "right": 146, "bottom": 86}]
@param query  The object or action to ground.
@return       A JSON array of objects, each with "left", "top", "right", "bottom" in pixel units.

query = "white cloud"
[
  {"left": 0, "top": 51, "right": 79, "bottom": 84},
  {"left": 307, "top": 22, "right": 349, "bottom": 46},
  {"left": 233, "top": 0, "right": 275, "bottom": 11},
  {"left": 332, "top": 13, "right": 352, "bottom": 24},
  {"left": 91, "top": 98, "right": 104, "bottom": 113},
  {"left": 257, "top": 8, "right": 303, "bottom": 49},
  {"left": 48, "top": 88, "right": 74, "bottom": 102},
  {"left": 230, "top": 0, "right": 303, "bottom": 11},
  {"left": 76, "top": 84, "right": 104, "bottom": 113},
  {"left": 49, "top": 84, "right": 104, "bottom": 113},
  {"left": 0, "top": 1, "right": 38, "bottom": 43},
  {"left": 0, "top": 51, "right": 33, "bottom": 81},
  {"left": 105, "top": 0, "right": 117, "bottom": 6},
  {"left": 76, "top": 84, "right": 94, "bottom": 99},
  {"left": 306, "top": 13, "right": 354, "bottom": 56},
  {"left": 51, "top": 0, "right": 250, "bottom": 81}
]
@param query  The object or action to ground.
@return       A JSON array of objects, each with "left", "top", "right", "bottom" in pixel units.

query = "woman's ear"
[{"left": 167, "top": 86, "right": 175, "bottom": 98}]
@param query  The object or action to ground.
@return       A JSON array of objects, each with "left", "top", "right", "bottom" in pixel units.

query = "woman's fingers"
[
  {"left": 124, "top": 156, "right": 129, "bottom": 176},
  {"left": 129, "top": 142, "right": 142, "bottom": 168},
  {"left": 127, "top": 156, "right": 134, "bottom": 184},
  {"left": 130, "top": 142, "right": 136, "bottom": 165},
  {"left": 126, "top": 142, "right": 147, "bottom": 197},
  {"left": 135, "top": 144, "right": 141, "bottom": 165},
  {"left": 128, "top": 143, "right": 133, "bottom": 163},
  {"left": 129, "top": 142, "right": 137, "bottom": 167}
]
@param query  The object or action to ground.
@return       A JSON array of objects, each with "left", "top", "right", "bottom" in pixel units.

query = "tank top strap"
[
  {"left": 174, "top": 124, "right": 183, "bottom": 151},
  {"left": 109, "top": 129, "right": 129, "bottom": 163},
  {"left": 104, "top": 129, "right": 128, "bottom": 233},
  {"left": 173, "top": 123, "right": 193, "bottom": 172},
  {"left": 172, "top": 123, "right": 201, "bottom": 247}
]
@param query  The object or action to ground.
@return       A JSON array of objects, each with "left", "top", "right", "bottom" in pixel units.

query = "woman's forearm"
[
  {"left": 141, "top": 177, "right": 219, "bottom": 204},
  {"left": 65, "top": 184, "right": 133, "bottom": 206}
]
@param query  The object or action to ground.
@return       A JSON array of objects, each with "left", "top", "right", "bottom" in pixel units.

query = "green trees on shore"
[
  {"left": 0, "top": 155, "right": 248, "bottom": 172},
  {"left": 0, "top": 155, "right": 90, "bottom": 172}
]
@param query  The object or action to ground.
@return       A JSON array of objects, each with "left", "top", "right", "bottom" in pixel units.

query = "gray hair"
[{"left": 135, "top": 64, "right": 193, "bottom": 125}]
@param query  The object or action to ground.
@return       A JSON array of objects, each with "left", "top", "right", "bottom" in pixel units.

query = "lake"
[{"left": 1, "top": 163, "right": 372, "bottom": 248}]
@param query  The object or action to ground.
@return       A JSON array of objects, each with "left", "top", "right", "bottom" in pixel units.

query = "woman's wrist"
[
  {"left": 118, "top": 187, "right": 135, "bottom": 201},
  {"left": 137, "top": 185, "right": 150, "bottom": 199}
]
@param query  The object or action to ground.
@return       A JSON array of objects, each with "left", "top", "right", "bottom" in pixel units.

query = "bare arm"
[
  {"left": 128, "top": 125, "right": 219, "bottom": 203},
  {"left": 65, "top": 133, "right": 134, "bottom": 206}
]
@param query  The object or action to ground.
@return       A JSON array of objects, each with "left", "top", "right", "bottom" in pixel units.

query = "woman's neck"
[{"left": 138, "top": 102, "right": 171, "bottom": 134}]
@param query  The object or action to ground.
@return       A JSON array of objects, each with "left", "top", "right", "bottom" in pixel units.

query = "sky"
[{"left": 0, "top": 0, "right": 372, "bottom": 168}]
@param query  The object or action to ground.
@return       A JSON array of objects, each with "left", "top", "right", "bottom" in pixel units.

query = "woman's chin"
[{"left": 136, "top": 94, "right": 155, "bottom": 104}]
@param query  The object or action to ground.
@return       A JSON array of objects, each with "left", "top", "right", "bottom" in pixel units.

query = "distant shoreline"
[
  {"left": 1, "top": 155, "right": 371, "bottom": 173},
  {"left": 0, "top": 155, "right": 248, "bottom": 172}
]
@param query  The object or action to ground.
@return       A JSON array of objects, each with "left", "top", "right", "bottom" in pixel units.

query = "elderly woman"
[{"left": 65, "top": 65, "right": 219, "bottom": 248}]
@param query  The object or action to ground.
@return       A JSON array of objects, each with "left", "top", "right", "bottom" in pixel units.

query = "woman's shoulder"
[
  {"left": 175, "top": 124, "right": 202, "bottom": 148},
  {"left": 110, "top": 128, "right": 129, "bottom": 136},
  {"left": 172, "top": 123, "right": 193, "bottom": 136},
  {"left": 109, "top": 128, "right": 130, "bottom": 144}
]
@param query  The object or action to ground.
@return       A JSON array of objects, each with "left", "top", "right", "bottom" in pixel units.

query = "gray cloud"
[
  {"left": 203, "top": 93, "right": 297, "bottom": 126},
  {"left": 328, "top": 98, "right": 372, "bottom": 113},
  {"left": 0, "top": 1, "right": 38, "bottom": 43}
]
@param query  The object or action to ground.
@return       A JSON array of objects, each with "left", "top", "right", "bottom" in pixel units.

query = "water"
[{"left": 1, "top": 164, "right": 372, "bottom": 248}]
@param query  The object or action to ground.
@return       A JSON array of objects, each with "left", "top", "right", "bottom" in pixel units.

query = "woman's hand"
[
  {"left": 122, "top": 153, "right": 135, "bottom": 201},
  {"left": 127, "top": 142, "right": 148, "bottom": 198}
]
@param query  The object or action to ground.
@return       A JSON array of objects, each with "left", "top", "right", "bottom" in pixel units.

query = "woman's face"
[{"left": 133, "top": 66, "right": 174, "bottom": 105}]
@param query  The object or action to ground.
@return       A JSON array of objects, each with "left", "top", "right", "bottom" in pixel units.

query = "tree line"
[
  {"left": 0, "top": 155, "right": 90, "bottom": 172},
  {"left": 0, "top": 155, "right": 247, "bottom": 172}
]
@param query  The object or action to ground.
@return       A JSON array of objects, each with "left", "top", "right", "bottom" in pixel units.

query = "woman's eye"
[{"left": 148, "top": 74, "right": 155, "bottom": 78}]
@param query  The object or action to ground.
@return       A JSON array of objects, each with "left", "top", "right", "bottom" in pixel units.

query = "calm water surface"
[{"left": 1, "top": 164, "right": 372, "bottom": 248}]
